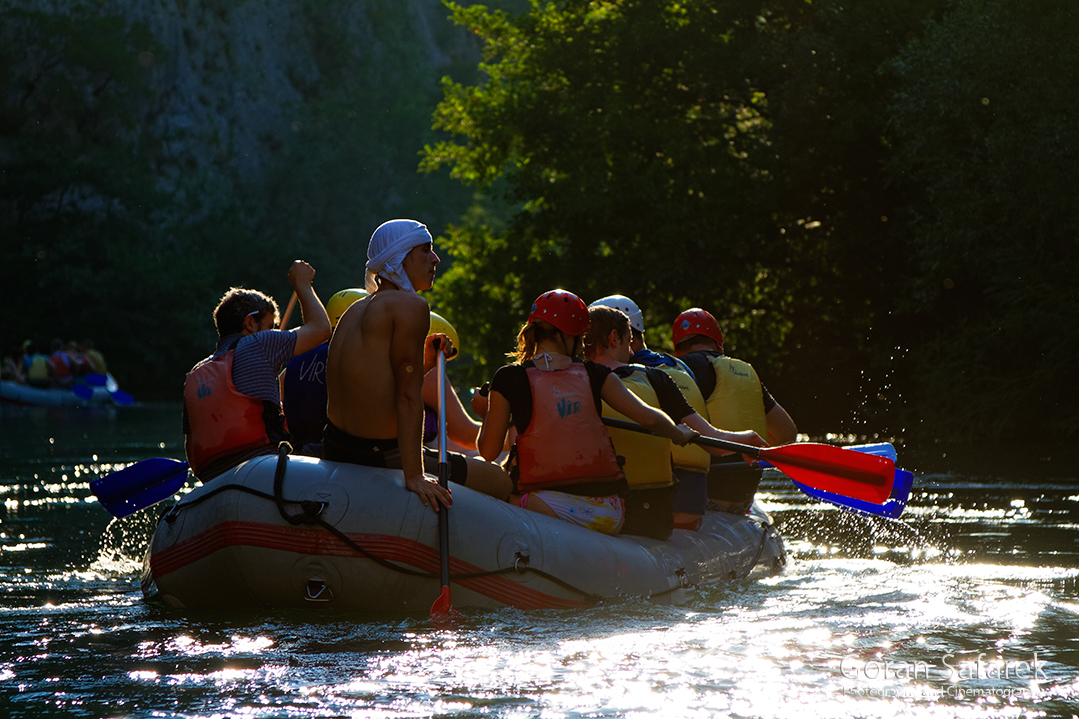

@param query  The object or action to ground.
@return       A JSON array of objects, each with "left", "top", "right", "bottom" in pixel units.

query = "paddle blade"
[
  {"left": 84, "top": 373, "right": 108, "bottom": 387},
  {"left": 846, "top": 442, "right": 897, "bottom": 462},
  {"left": 72, "top": 385, "right": 94, "bottom": 401},
  {"left": 91, "top": 458, "right": 190, "bottom": 518},
  {"left": 793, "top": 469, "right": 913, "bottom": 518},
  {"left": 760, "top": 443, "right": 895, "bottom": 504},
  {"left": 109, "top": 389, "right": 135, "bottom": 406},
  {"left": 429, "top": 586, "right": 460, "bottom": 623}
]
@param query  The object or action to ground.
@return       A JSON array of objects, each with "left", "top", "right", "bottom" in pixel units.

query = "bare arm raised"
[{"left": 287, "top": 261, "right": 331, "bottom": 356}]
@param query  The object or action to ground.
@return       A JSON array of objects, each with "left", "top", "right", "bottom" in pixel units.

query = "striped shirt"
[{"left": 181, "top": 330, "right": 296, "bottom": 435}]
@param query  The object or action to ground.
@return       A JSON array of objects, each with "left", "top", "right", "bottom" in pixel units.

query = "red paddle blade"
[
  {"left": 760, "top": 443, "right": 895, "bottom": 503},
  {"left": 429, "top": 586, "right": 460, "bottom": 623}
]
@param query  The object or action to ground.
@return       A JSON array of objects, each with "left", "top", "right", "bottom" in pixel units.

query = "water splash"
[{"left": 89, "top": 511, "right": 157, "bottom": 575}]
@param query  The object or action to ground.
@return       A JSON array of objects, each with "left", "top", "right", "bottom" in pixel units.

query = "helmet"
[
  {"left": 589, "top": 294, "right": 644, "bottom": 333},
  {"left": 528, "top": 289, "right": 590, "bottom": 336},
  {"left": 672, "top": 308, "right": 724, "bottom": 350},
  {"left": 326, "top": 288, "right": 368, "bottom": 329},
  {"left": 428, "top": 311, "right": 460, "bottom": 361}
]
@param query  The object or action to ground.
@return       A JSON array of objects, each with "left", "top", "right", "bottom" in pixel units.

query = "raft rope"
[
  {"left": 158, "top": 446, "right": 782, "bottom": 604},
  {"left": 159, "top": 445, "right": 604, "bottom": 605},
  {"left": 740, "top": 518, "right": 782, "bottom": 580}
]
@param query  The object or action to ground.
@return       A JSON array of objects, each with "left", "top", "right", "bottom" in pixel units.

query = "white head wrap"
[{"left": 364, "top": 219, "right": 433, "bottom": 293}]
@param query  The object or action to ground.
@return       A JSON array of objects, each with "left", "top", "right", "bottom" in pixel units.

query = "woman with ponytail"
[{"left": 477, "top": 290, "right": 696, "bottom": 535}]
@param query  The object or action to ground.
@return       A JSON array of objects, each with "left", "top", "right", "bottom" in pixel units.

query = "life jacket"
[
  {"left": 650, "top": 361, "right": 712, "bottom": 473},
  {"left": 83, "top": 349, "right": 107, "bottom": 375},
  {"left": 682, "top": 350, "right": 768, "bottom": 441},
  {"left": 281, "top": 343, "right": 328, "bottom": 447},
  {"left": 515, "top": 363, "right": 623, "bottom": 492},
  {"left": 24, "top": 354, "right": 49, "bottom": 384},
  {"left": 183, "top": 341, "right": 286, "bottom": 478},
  {"left": 48, "top": 351, "right": 72, "bottom": 379},
  {"left": 601, "top": 366, "right": 674, "bottom": 489}
]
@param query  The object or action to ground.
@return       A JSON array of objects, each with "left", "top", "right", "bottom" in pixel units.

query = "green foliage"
[
  {"left": 424, "top": 0, "right": 937, "bottom": 432},
  {"left": 426, "top": 0, "right": 1076, "bottom": 441},
  {"left": 887, "top": 0, "right": 1079, "bottom": 438}
]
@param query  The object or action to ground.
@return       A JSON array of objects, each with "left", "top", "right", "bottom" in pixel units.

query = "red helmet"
[
  {"left": 528, "top": 290, "right": 590, "bottom": 336},
  {"left": 672, "top": 308, "right": 724, "bottom": 351}
]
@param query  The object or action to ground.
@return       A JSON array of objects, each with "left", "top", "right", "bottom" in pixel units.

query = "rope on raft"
[{"left": 157, "top": 445, "right": 776, "bottom": 605}]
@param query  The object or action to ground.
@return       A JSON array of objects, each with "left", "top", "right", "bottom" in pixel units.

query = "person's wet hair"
[
  {"left": 213, "top": 288, "right": 279, "bottom": 337},
  {"left": 583, "top": 306, "right": 630, "bottom": 357},
  {"left": 510, "top": 321, "right": 584, "bottom": 364}
]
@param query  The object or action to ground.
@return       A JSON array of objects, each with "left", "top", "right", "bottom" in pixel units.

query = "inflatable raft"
[
  {"left": 1, "top": 374, "right": 131, "bottom": 407},
  {"left": 1, "top": 380, "right": 111, "bottom": 407},
  {"left": 142, "top": 454, "right": 787, "bottom": 612}
]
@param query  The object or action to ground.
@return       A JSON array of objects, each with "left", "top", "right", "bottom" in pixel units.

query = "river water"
[{"left": 1, "top": 402, "right": 1077, "bottom": 718}]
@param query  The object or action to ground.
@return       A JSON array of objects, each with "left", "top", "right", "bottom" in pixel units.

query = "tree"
[
  {"left": 887, "top": 0, "right": 1079, "bottom": 439},
  {"left": 423, "top": 0, "right": 938, "bottom": 434}
]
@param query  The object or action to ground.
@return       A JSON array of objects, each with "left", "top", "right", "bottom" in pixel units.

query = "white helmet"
[{"left": 589, "top": 294, "right": 644, "bottom": 333}]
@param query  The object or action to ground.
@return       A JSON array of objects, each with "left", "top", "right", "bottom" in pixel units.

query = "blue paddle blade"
[
  {"left": 109, "top": 390, "right": 134, "bottom": 406},
  {"left": 91, "top": 458, "right": 190, "bottom": 518},
  {"left": 84, "top": 374, "right": 108, "bottom": 387},
  {"left": 759, "top": 441, "right": 897, "bottom": 470},
  {"left": 72, "top": 385, "right": 94, "bottom": 401},
  {"left": 845, "top": 442, "right": 897, "bottom": 462},
  {"left": 793, "top": 468, "right": 913, "bottom": 518}
]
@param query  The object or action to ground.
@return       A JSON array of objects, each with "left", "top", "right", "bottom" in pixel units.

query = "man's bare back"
[
  {"left": 327, "top": 289, "right": 429, "bottom": 440},
  {"left": 325, "top": 277, "right": 453, "bottom": 510}
]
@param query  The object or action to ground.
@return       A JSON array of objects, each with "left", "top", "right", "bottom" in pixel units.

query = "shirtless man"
[{"left": 323, "top": 220, "right": 454, "bottom": 511}]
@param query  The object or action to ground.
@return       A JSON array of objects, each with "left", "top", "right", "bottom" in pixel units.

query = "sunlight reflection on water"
[{"left": 2, "top": 404, "right": 1078, "bottom": 718}]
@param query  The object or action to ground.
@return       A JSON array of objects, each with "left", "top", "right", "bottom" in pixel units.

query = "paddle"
[
  {"left": 601, "top": 417, "right": 895, "bottom": 504},
  {"left": 90, "top": 458, "right": 190, "bottom": 518},
  {"left": 78, "top": 374, "right": 134, "bottom": 405},
  {"left": 791, "top": 469, "right": 913, "bottom": 519},
  {"left": 429, "top": 339, "right": 459, "bottom": 622},
  {"left": 279, "top": 291, "right": 298, "bottom": 329},
  {"left": 759, "top": 441, "right": 911, "bottom": 517}
]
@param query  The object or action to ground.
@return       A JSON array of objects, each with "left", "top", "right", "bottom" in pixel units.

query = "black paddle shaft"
[{"left": 601, "top": 416, "right": 763, "bottom": 458}]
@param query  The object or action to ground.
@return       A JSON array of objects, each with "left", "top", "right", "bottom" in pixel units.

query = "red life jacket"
[
  {"left": 183, "top": 344, "right": 279, "bottom": 478},
  {"left": 49, "top": 352, "right": 71, "bottom": 379},
  {"left": 515, "top": 363, "right": 623, "bottom": 492}
]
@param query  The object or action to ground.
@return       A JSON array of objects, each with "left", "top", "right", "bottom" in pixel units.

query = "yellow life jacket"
[
  {"left": 25, "top": 354, "right": 49, "bottom": 383},
  {"left": 652, "top": 363, "right": 711, "bottom": 473},
  {"left": 601, "top": 366, "right": 673, "bottom": 489},
  {"left": 704, "top": 354, "right": 768, "bottom": 441}
]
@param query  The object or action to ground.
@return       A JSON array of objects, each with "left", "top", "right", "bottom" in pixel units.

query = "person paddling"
[
  {"left": 584, "top": 304, "right": 768, "bottom": 535},
  {"left": 419, "top": 312, "right": 512, "bottom": 500},
  {"left": 672, "top": 308, "right": 797, "bottom": 514},
  {"left": 281, "top": 288, "right": 367, "bottom": 457},
  {"left": 182, "top": 261, "right": 330, "bottom": 481},
  {"left": 476, "top": 290, "right": 697, "bottom": 535}
]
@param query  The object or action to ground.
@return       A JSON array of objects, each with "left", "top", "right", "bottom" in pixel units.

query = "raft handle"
[{"left": 305, "top": 578, "right": 333, "bottom": 602}]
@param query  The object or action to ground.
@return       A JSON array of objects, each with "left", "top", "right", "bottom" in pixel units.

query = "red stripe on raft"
[{"left": 150, "top": 520, "right": 589, "bottom": 610}]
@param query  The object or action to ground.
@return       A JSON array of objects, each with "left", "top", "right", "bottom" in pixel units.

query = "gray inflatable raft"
[{"left": 143, "top": 454, "right": 786, "bottom": 612}]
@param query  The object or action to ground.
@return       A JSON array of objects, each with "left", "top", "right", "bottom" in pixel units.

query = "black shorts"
[{"left": 322, "top": 422, "right": 469, "bottom": 485}]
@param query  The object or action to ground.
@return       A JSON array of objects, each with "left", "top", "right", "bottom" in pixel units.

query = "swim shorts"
[{"left": 322, "top": 422, "right": 469, "bottom": 485}]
